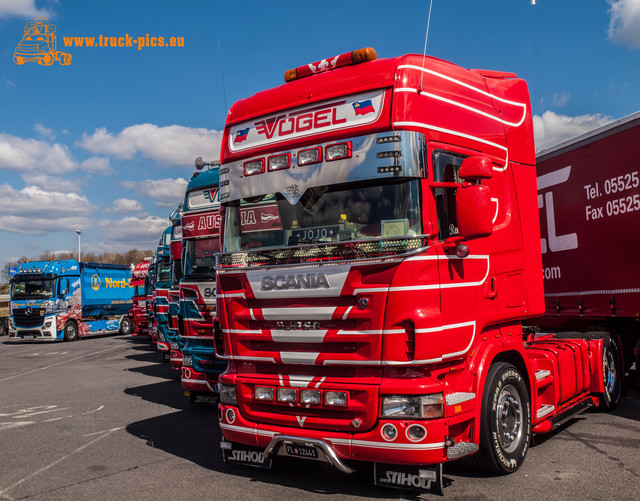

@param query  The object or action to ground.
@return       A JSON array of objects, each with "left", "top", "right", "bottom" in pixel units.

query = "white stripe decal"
[
  {"left": 256, "top": 307, "right": 336, "bottom": 320},
  {"left": 393, "top": 120, "right": 509, "bottom": 171},
  {"left": 219, "top": 422, "right": 444, "bottom": 451},
  {"left": 396, "top": 64, "right": 527, "bottom": 126}
]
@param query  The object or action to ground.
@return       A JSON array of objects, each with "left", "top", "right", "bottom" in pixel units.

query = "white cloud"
[
  {"left": 112, "top": 198, "right": 144, "bottom": 214},
  {"left": 20, "top": 174, "right": 83, "bottom": 193},
  {"left": 76, "top": 124, "right": 222, "bottom": 166},
  {"left": 0, "top": 133, "right": 75, "bottom": 174},
  {"left": 122, "top": 177, "right": 188, "bottom": 208},
  {"left": 0, "top": 184, "right": 95, "bottom": 235},
  {"left": 34, "top": 123, "right": 55, "bottom": 141},
  {"left": 607, "top": 0, "right": 640, "bottom": 48},
  {"left": 0, "top": 0, "right": 52, "bottom": 18},
  {"left": 97, "top": 216, "right": 169, "bottom": 249},
  {"left": 552, "top": 91, "right": 570, "bottom": 108},
  {"left": 80, "top": 156, "right": 113, "bottom": 175},
  {"left": 533, "top": 111, "right": 613, "bottom": 151}
]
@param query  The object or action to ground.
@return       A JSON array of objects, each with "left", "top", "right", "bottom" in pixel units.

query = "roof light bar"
[{"left": 285, "top": 47, "right": 377, "bottom": 83}]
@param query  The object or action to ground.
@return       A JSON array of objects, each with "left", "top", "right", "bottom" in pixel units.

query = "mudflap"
[
  {"left": 221, "top": 441, "right": 272, "bottom": 469},
  {"left": 374, "top": 463, "right": 443, "bottom": 495},
  {"left": 190, "top": 392, "right": 219, "bottom": 405}
]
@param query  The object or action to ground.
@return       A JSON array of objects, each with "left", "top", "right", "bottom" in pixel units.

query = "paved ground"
[{"left": 0, "top": 335, "right": 638, "bottom": 500}]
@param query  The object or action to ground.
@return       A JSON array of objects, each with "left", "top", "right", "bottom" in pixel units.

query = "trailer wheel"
[
  {"left": 599, "top": 334, "right": 622, "bottom": 410},
  {"left": 475, "top": 362, "right": 531, "bottom": 474},
  {"left": 64, "top": 321, "right": 78, "bottom": 342},
  {"left": 119, "top": 317, "right": 131, "bottom": 336}
]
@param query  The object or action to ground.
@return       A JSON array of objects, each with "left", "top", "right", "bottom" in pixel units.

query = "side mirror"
[
  {"left": 456, "top": 184, "right": 493, "bottom": 239},
  {"left": 58, "top": 278, "right": 69, "bottom": 296},
  {"left": 459, "top": 156, "right": 493, "bottom": 181}
]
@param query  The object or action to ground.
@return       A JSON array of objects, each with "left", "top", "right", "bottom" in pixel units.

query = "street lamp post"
[{"left": 75, "top": 230, "right": 82, "bottom": 262}]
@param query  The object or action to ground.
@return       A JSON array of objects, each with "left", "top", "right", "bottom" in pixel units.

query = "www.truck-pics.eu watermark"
[
  {"left": 63, "top": 34, "right": 185, "bottom": 50},
  {"left": 14, "top": 17, "right": 184, "bottom": 67}
]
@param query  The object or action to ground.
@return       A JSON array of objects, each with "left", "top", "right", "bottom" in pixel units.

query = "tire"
[
  {"left": 119, "top": 316, "right": 131, "bottom": 336},
  {"left": 474, "top": 362, "right": 531, "bottom": 474},
  {"left": 13, "top": 54, "right": 24, "bottom": 65},
  {"left": 599, "top": 334, "right": 622, "bottom": 410},
  {"left": 0, "top": 318, "right": 6, "bottom": 336},
  {"left": 64, "top": 321, "right": 78, "bottom": 342}
]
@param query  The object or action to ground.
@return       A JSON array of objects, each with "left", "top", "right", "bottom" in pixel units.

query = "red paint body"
[{"left": 215, "top": 53, "right": 610, "bottom": 476}]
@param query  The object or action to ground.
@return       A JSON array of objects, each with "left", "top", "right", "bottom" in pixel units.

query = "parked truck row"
[{"left": 5, "top": 48, "right": 639, "bottom": 495}]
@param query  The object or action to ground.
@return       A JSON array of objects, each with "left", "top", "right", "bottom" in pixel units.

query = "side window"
[{"left": 432, "top": 150, "right": 465, "bottom": 240}]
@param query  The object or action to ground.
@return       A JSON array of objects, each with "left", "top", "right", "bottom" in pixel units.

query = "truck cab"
[
  {"left": 214, "top": 49, "right": 615, "bottom": 492},
  {"left": 9, "top": 260, "right": 132, "bottom": 341}
]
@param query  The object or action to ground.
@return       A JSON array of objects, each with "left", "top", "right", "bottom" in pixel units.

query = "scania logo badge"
[
  {"left": 357, "top": 297, "right": 369, "bottom": 310},
  {"left": 25, "top": 306, "right": 32, "bottom": 316}
]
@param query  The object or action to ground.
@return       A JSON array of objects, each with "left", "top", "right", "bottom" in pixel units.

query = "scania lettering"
[
  {"left": 179, "top": 159, "right": 226, "bottom": 403},
  {"left": 261, "top": 273, "right": 330, "bottom": 291},
  {"left": 9, "top": 260, "right": 132, "bottom": 341},
  {"left": 215, "top": 48, "right": 619, "bottom": 493}
]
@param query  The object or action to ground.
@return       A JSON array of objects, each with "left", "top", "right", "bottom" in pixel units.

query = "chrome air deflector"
[{"left": 220, "top": 130, "right": 423, "bottom": 204}]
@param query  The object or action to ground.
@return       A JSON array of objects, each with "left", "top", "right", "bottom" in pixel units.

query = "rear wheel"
[
  {"left": 475, "top": 362, "right": 531, "bottom": 474},
  {"left": 64, "top": 321, "right": 78, "bottom": 341},
  {"left": 599, "top": 334, "right": 622, "bottom": 410}
]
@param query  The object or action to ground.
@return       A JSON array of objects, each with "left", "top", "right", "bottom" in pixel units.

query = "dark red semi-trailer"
[{"left": 536, "top": 110, "right": 640, "bottom": 386}]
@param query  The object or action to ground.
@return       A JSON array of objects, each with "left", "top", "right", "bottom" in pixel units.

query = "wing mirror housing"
[{"left": 456, "top": 156, "right": 493, "bottom": 241}]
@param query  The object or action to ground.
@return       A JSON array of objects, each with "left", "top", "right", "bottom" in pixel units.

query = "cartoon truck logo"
[{"left": 14, "top": 18, "right": 71, "bottom": 66}]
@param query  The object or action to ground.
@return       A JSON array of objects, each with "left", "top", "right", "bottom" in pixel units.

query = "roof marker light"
[
  {"left": 243, "top": 158, "right": 265, "bottom": 176},
  {"left": 268, "top": 153, "right": 291, "bottom": 171},
  {"left": 298, "top": 147, "right": 322, "bottom": 166},
  {"left": 285, "top": 47, "right": 377, "bottom": 82}
]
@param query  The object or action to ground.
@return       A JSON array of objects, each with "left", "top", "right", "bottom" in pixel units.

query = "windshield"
[
  {"left": 183, "top": 237, "right": 219, "bottom": 278},
  {"left": 134, "top": 284, "right": 147, "bottom": 297},
  {"left": 156, "top": 256, "right": 171, "bottom": 285},
  {"left": 11, "top": 278, "right": 56, "bottom": 300},
  {"left": 224, "top": 178, "right": 422, "bottom": 252},
  {"left": 171, "top": 258, "right": 183, "bottom": 287}
]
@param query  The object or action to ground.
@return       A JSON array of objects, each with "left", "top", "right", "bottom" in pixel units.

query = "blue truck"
[{"left": 8, "top": 260, "right": 133, "bottom": 342}]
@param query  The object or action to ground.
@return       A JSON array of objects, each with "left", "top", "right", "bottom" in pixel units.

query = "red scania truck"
[
  {"left": 536, "top": 110, "right": 640, "bottom": 388},
  {"left": 214, "top": 48, "right": 619, "bottom": 493}
]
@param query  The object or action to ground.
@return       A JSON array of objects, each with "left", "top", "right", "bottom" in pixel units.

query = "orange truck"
[{"left": 14, "top": 19, "right": 71, "bottom": 66}]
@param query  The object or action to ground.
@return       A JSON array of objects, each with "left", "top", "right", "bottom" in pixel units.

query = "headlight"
[
  {"left": 324, "top": 391, "right": 348, "bottom": 407},
  {"left": 219, "top": 384, "right": 237, "bottom": 404},
  {"left": 158, "top": 332, "right": 166, "bottom": 342},
  {"left": 170, "top": 342, "right": 179, "bottom": 351},
  {"left": 254, "top": 386, "right": 275, "bottom": 401},
  {"left": 182, "top": 355, "right": 193, "bottom": 367},
  {"left": 45, "top": 321, "right": 53, "bottom": 328},
  {"left": 381, "top": 393, "right": 444, "bottom": 419}
]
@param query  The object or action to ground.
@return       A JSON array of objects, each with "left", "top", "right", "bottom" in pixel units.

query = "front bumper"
[
  {"left": 181, "top": 366, "right": 218, "bottom": 394},
  {"left": 218, "top": 402, "right": 451, "bottom": 466},
  {"left": 8, "top": 315, "right": 60, "bottom": 342}
]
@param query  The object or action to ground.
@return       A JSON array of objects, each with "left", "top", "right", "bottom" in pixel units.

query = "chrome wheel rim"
[
  {"left": 604, "top": 348, "right": 617, "bottom": 395},
  {"left": 497, "top": 384, "right": 523, "bottom": 453}
]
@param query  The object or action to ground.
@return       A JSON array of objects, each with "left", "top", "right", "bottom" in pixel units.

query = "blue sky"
[{"left": 1, "top": 0, "right": 639, "bottom": 276}]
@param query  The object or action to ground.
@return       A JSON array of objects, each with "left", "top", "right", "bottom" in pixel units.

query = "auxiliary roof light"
[{"left": 284, "top": 47, "right": 377, "bottom": 82}]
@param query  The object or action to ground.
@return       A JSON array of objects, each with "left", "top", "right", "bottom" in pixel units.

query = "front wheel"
[
  {"left": 119, "top": 316, "right": 131, "bottom": 335},
  {"left": 475, "top": 362, "right": 531, "bottom": 474},
  {"left": 64, "top": 321, "right": 78, "bottom": 342}
]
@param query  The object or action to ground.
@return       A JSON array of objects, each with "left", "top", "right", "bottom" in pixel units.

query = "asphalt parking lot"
[{"left": 1, "top": 335, "right": 639, "bottom": 501}]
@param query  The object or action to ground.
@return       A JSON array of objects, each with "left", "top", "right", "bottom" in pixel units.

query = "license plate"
[
  {"left": 162, "top": 352, "right": 170, "bottom": 360},
  {"left": 22, "top": 335, "right": 34, "bottom": 339},
  {"left": 374, "top": 463, "right": 443, "bottom": 495},
  {"left": 285, "top": 443, "right": 318, "bottom": 459}
]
